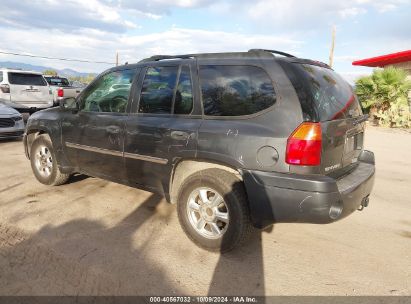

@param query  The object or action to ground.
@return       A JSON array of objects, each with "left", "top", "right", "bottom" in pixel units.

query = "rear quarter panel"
[{"left": 196, "top": 58, "right": 304, "bottom": 173}]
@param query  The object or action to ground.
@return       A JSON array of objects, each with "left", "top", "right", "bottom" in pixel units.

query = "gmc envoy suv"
[{"left": 24, "top": 49, "right": 375, "bottom": 252}]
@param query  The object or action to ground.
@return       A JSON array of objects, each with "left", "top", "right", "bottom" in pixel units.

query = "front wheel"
[
  {"left": 177, "top": 169, "right": 252, "bottom": 252},
  {"left": 30, "top": 134, "right": 70, "bottom": 186}
]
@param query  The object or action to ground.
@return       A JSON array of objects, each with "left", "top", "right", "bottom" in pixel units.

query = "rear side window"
[
  {"left": 280, "top": 62, "right": 362, "bottom": 121},
  {"left": 199, "top": 65, "right": 276, "bottom": 116},
  {"left": 8, "top": 73, "right": 47, "bottom": 86},
  {"left": 139, "top": 66, "right": 179, "bottom": 114}
]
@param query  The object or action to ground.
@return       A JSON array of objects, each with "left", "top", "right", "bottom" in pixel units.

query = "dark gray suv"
[{"left": 24, "top": 49, "right": 375, "bottom": 252}]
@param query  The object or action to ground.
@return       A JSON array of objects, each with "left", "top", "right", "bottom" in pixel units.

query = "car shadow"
[
  {"left": 0, "top": 137, "right": 22, "bottom": 143},
  {"left": 0, "top": 193, "right": 180, "bottom": 295},
  {"left": 208, "top": 180, "right": 272, "bottom": 297},
  {"left": 65, "top": 173, "right": 90, "bottom": 184},
  {"left": 1, "top": 181, "right": 271, "bottom": 296}
]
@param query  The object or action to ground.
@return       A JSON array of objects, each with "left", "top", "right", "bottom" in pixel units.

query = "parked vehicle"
[
  {"left": 24, "top": 50, "right": 375, "bottom": 252},
  {"left": 0, "top": 103, "right": 24, "bottom": 139},
  {"left": 0, "top": 69, "right": 53, "bottom": 112},
  {"left": 43, "top": 75, "right": 82, "bottom": 106}
]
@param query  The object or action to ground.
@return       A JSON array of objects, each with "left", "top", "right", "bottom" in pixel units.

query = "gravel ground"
[{"left": 0, "top": 126, "right": 410, "bottom": 296}]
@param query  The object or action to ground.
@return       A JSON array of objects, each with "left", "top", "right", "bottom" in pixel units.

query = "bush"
[
  {"left": 355, "top": 67, "right": 411, "bottom": 128},
  {"left": 375, "top": 103, "right": 411, "bottom": 128}
]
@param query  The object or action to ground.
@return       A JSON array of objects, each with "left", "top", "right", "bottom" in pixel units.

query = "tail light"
[
  {"left": 286, "top": 122, "right": 322, "bottom": 166},
  {"left": 57, "top": 88, "right": 64, "bottom": 97},
  {"left": 0, "top": 84, "right": 10, "bottom": 93}
]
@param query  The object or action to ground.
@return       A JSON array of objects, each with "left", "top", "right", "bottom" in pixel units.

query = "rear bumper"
[{"left": 242, "top": 150, "right": 375, "bottom": 228}]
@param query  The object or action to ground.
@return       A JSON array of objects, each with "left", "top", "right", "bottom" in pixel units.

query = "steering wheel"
[
  {"left": 111, "top": 95, "right": 128, "bottom": 113},
  {"left": 89, "top": 100, "right": 102, "bottom": 112}
]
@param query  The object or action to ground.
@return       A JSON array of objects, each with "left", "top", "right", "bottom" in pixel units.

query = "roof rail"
[
  {"left": 248, "top": 49, "right": 296, "bottom": 58},
  {"left": 139, "top": 54, "right": 194, "bottom": 63}
]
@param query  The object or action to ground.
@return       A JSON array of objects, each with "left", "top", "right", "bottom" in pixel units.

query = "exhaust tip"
[{"left": 329, "top": 200, "right": 343, "bottom": 220}]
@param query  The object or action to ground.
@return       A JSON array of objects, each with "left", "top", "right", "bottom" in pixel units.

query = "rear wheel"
[
  {"left": 30, "top": 134, "right": 70, "bottom": 186},
  {"left": 177, "top": 169, "right": 252, "bottom": 252}
]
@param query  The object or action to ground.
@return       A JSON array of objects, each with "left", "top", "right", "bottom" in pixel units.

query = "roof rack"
[
  {"left": 137, "top": 49, "right": 296, "bottom": 64},
  {"left": 138, "top": 54, "right": 194, "bottom": 63},
  {"left": 248, "top": 49, "right": 296, "bottom": 58}
]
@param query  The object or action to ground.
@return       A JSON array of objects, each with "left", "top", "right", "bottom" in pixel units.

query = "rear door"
[
  {"left": 8, "top": 72, "right": 51, "bottom": 104},
  {"left": 282, "top": 62, "right": 365, "bottom": 176},
  {"left": 124, "top": 61, "right": 201, "bottom": 192}
]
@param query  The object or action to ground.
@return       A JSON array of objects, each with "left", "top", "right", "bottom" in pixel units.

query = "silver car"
[{"left": 0, "top": 103, "right": 25, "bottom": 139}]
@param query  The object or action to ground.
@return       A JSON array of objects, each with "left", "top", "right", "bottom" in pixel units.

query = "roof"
[
  {"left": 352, "top": 50, "right": 411, "bottom": 67},
  {"left": 0, "top": 68, "right": 42, "bottom": 74},
  {"left": 131, "top": 49, "right": 331, "bottom": 69}
]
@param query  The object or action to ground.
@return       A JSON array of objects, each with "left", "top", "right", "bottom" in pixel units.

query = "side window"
[
  {"left": 199, "top": 65, "right": 277, "bottom": 116},
  {"left": 139, "top": 66, "right": 178, "bottom": 114},
  {"left": 81, "top": 69, "right": 136, "bottom": 113},
  {"left": 174, "top": 65, "right": 193, "bottom": 114}
]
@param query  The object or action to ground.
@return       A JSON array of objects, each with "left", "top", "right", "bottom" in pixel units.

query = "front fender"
[{"left": 25, "top": 109, "right": 73, "bottom": 173}]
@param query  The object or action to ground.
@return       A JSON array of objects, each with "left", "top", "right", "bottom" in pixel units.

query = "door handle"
[
  {"left": 106, "top": 126, "right": 120, "bottom": 134},
  {"left": 171, "top": 131, "right": 190, "bottom": 140}
]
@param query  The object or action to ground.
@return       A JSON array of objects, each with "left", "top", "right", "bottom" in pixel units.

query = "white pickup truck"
[{"left": 43, "top": 76, "right": 82, "bottom": 106}]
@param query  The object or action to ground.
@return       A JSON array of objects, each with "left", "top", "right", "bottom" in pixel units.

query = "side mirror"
[{"left": 59, "top": 97, "right": 79, "bottom": 112}]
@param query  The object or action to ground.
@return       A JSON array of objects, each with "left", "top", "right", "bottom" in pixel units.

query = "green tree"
[
  {"left": 355, "top": 67, "right": 411, "bottom": 114},
  {"left": 355, "top": 67, "right": 411, "bottom": 128},
  {"left": 68, "top": 74, "right": 96, "bottom": 85},
  {"left": 43, "top": 69, "right": 58, "bottom": 76}
]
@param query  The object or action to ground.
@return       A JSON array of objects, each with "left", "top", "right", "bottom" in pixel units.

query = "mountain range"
[{"left": 0, "top": 61, "right": 96, "bottom": 77}]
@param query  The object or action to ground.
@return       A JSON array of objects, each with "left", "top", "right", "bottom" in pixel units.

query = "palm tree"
[{"left": 355, "top": 67, "right": 411, "bottom": 117}]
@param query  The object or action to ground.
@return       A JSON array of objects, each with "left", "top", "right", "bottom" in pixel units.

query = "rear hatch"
[
  {"left": 8, "top": 72, "right": 51, "bottom": 105},
  {"left": 280, "top": 61, "right": 366, "bottom": 177}
]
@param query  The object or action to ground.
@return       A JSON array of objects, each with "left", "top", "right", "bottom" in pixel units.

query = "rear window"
[
  {"left": 280, "top": 62, "right": 362, "bottom": 121},
  {"left": 8, "top": 73, "right": 47, "bottom": 86},
  {"left": 199, "top": 65, "right": 276, "bottom": 116},
  {"left": 45, "top": 77, "right": 70, "bottom": 86}
]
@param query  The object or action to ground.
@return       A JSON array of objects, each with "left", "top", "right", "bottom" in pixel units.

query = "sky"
[{"left": 0, "top": 0, "right": 410, "bottom": 82}]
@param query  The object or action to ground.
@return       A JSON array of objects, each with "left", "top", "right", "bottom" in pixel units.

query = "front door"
[
  {"left": 62, "top": 68, "right": 139, "bottom": 181},
  {"left": 124, "top": 63, "right": 201, "bottom": 193}
]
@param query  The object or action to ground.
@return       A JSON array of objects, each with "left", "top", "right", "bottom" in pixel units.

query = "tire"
[
  {"left": 177, "top": 168, "right": 252, "bottom": 252},
  {"left": 30, "top": 134, "right": 70, "bottom": 186}
]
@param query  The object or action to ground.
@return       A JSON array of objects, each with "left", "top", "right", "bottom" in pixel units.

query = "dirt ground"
[{"left": 0, "top": 126, "right": 410, "bottom": 296}]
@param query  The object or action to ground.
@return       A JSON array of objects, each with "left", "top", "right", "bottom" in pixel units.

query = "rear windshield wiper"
[{"left": 352, "top": 114, "right": 369, "bottom": 125}]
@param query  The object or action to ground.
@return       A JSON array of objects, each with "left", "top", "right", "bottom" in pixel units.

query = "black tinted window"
[
  {"left": 174, "top": 65, "right": 193, "bottom": 114},
  {"left": 139, "top": 66, "right": 178, "bottom": 114},
  {"left": 82, "top": 69, "right": 136, "bottom": 113},
  {"left": 199, "top": 65, "right": 276, "bottom": 116},
  {"left": 280, "top": 61, "right": 362, "bottom": 121},
  {"left": 8, "top": 73, "right": 47, "bottom": 86},
  {"left": 45, "top": 77, "right": 70, "bottom": 86}
]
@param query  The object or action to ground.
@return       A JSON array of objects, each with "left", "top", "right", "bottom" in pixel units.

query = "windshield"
[
  {"left": 8, "top": 72, "right": 47, "bottom": 86},
  {"left": 44, "top": 77, "right": 70, "bottom": 86}
]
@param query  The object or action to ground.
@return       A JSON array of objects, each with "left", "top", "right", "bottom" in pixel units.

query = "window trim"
[
  {"left": 198, "top": 64, "right": 278, "bottom": 120},
  {"left": 78, "top": 67, "right": 138, "bottom": 114}
]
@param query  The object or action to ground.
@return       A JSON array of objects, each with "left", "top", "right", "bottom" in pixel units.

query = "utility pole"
[
  {"left": 329, "top": 25, "right": 336, "bottom": 68},
  {"left": 115, "top": 52, "right": 119, "bottom": 66}
]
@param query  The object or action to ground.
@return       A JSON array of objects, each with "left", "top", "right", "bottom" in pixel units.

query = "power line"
[{"left": 0, "top": 50, "right": 115, "bottom": 65}]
